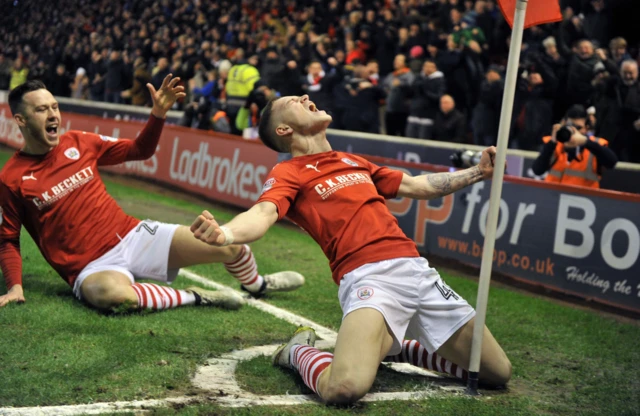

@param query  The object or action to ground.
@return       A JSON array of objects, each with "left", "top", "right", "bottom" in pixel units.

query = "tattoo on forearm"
[
  {"left": 426, "top": 172, "right": 452, "bottom": 194},
  {"left": 426, "top": 166, "right": 483, "bottom": 197}
]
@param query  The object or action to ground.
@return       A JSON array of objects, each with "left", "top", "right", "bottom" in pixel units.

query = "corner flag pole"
[{"left": 466, "top": 0, "right": 528, "bottom": 395}]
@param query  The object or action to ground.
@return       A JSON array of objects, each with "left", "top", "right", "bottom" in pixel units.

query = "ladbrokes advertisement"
[
  {"left": 0, "top": 104, "right": 277, "bottom": 208},
  {"left": 372, "top": 156, "right": 640, "bottom": 313}
]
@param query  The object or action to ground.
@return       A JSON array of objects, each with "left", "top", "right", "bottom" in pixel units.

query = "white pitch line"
[
  {"left": 179, "top": 270, "right": 338, "bottom": 343},
  {"left": 0, "top": 269, "right": 465, "bottom": 416}
]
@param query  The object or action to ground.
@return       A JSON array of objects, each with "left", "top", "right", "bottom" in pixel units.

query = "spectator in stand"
[
  {"left": 151, "top": 58, "right": 171, "bottom": 91},
  {"left": 596, "top": 60, "right": 640, "bottom": 163},
  {"left": 382, "top": 54, "right": 415, "bottom": 137},
  {"left": 9, "top": 58, "right": 28, "bottom": 91},
  {"left": 583, "top": 0, "right": 610, "bottom": 49},
  {"left": 88, "top": 50, "right": 107, "bottom": 102},
  {"left": 226, "top": 59, "right": 261, "bottom": 135},
  {"left": 104, "top": 51, "right": 126, "bottom": 104},
  {"left": 365, "top": 60, "right": 380, "bottom": 86},
  {"left": 557, "top": 8, "right": 586, "bottom": 57},
  {"left": 541, "top": 36, "right": 569, "bottom": 120},
  {"left": 565, "top": 40, "right": 616, "bottom": 107},
  {"left": 260, "top": 49, "right": 284, "bottom": 90},
  {"left": 409, "top": 46, "right": 425, "bottom": 75},
  {"left": 342, "top": 62, "right": 385, "bottom": 133},
  {"left": 511, "top": 66, "right": 557, "bottom": 151},
  {"left": 438, "top": 35, "right": 473, "bottom": 117},
  {"left": 433, "top": 94, "right": 467, "bottom": 143},
  {"left": 0, "top": 54, "right": 12, "bottom": 90},
  {"left": 70, "top": 67, "right": 90, "bottom": 100},
  {"left": 472, "top": 67, "right": 503, "bottom": 146},
  {"left": 405, "top": 60, "right": 446, "bottom": 140},
  {"left": 609, "top": 37, "right": 631, "bottom": 69},
  {"left": 121, "top": 57, "right": 152, "bottom": 106},
  {"left": 47, "top": 64, "right": 72, "bottom": 98},
  {"left": 0, "top": 0, "right": 633, "bottom": 143},
  {"left": 345, "top": 39, "right": 367, "bottom": 65},
  {"left": 302, "top": 58, "right": 344, "bottom": 120}
]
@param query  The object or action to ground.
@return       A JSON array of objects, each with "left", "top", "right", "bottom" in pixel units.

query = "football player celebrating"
[
  {"left": 191, "top": 94, "right": 511, "bottom": 403},
  {"left": 0, "top": 77, "right": 304, "bottom": 311}
]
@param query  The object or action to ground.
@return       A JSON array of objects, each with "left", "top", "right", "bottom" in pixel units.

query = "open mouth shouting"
[
  {"left": 307, "top": 102, "right": 323, "bottom": 113},
  {"left": 45, "top": 123, "right": 59, "bottom": 139}
]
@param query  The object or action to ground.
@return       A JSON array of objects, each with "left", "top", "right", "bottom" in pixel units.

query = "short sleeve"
[
  {"left": 256, "top": 163, "right": 300, "bottom": 220},
  {"left": 79, "top": 131, "right": 135, "bottom": 166},
  {"left": 351, "top": 155, "right": 403, "bottom": 199},
  {"left": 0, "top": 181, "right": 24, "bottom": 241}
]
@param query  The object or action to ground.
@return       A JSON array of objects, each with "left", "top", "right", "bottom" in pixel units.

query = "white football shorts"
[
  {"left": 73, "top": 220, "right": 180, "bottom": 300},
  {"left": 339, "top": 257, "right": 475, "bottom": 355}
]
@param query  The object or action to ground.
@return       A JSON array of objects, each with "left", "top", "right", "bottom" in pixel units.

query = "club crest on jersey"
[
  {"left": 357, "top": 287, "right": 374, "bottom": 300},
  {"left": 341, "top": 158, "right": 358, "bottom": 167},
  {"left": 99, "top": 134, "right": 118, "bottom": 142},
  {"left": 64, "top": 147, "right": 80, "bottom": 160},
  {"left": 261, "top": 178, "right": 276, "bottom": 194}
]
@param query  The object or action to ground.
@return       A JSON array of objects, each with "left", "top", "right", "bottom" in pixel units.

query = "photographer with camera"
[{"left": 531, "top": 105, "right": 617, "bottom": 189}]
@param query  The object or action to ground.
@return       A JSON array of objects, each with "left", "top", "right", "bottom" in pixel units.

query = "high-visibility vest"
[
  {"left": 225, "top": 64, "right": 260, "bottom": 109},
  {"left": 542, "top": 136, "right": 608, "bottom": 189}
]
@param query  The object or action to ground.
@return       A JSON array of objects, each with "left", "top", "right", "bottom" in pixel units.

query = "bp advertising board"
[{"left": 384, "top": 165, "right": 640, "bottom": 313}]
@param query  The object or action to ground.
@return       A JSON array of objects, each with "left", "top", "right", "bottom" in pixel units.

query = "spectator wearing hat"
[
  {"left": 382, "top": 54, "right": 415, "bottom": 137},
  {"left": 409, "top": 46, "right": 425, "bottom": 75}
]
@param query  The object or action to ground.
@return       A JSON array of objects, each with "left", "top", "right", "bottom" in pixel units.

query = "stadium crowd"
[{"left": 1, "top": 0, "right": 639, "bottom": 162}]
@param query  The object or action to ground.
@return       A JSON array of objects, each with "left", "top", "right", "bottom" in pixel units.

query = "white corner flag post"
[{"left": 466, "top": 0, "right": 528, "bottom": 396}]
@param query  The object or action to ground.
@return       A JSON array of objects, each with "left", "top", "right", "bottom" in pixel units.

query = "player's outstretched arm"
[
  {"left": 397, "top": 146, "right": 497, "bottom": 200},
  {"left": 191, "top": 202, "right": 279, "bottom": 246}
]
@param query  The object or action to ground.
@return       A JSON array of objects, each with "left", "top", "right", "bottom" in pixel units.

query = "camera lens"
[{"left": 556, "top": 126, "right": 572, "bottom": 143}]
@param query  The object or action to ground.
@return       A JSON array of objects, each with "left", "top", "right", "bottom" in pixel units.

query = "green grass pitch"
[{"left": 0, "top": 149, "right": 638, "bottom": 415}]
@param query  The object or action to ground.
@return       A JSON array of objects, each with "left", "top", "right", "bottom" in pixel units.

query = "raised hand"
[
  {"left": 148, "top": 74, "right": 187, "bottom": 119},
  {"left": 0, "top": 284, "right": 25, "bottom": 308},
  {"left": 478, "top": 146, "right": 498, "bottom": 179}
]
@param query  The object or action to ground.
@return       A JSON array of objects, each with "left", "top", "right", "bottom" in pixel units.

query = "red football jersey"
[
  {"left": 257, "top": 151, "right": 419, "bottom": 284},
  {"left": 0, "top": 130, "right": 146, "bottom": 287}
]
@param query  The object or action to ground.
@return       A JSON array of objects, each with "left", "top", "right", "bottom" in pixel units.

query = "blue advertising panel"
[{"left": 380, "top": 161, "right": 640, "bottom": 313}]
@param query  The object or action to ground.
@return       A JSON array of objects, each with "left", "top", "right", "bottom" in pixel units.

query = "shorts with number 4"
[
  {"left": 73, "top": 220, "right": 180, "bottom": 300},
  {"left": 339, "top": 257, "right": 475, "bottom": 355}
]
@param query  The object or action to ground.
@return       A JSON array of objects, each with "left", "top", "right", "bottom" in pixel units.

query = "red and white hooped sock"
[
  {"left": 290, "top": 345, "right": 333, "bottom": 394},
  {"left": 131, "top": 283, "right": 196, "bottom": 309},
  {"left": 224, "top": 244, "right": 265, "bottom": 293},
  {"left": 384, "top": 339, "right": 468, "bottom": 381}
]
